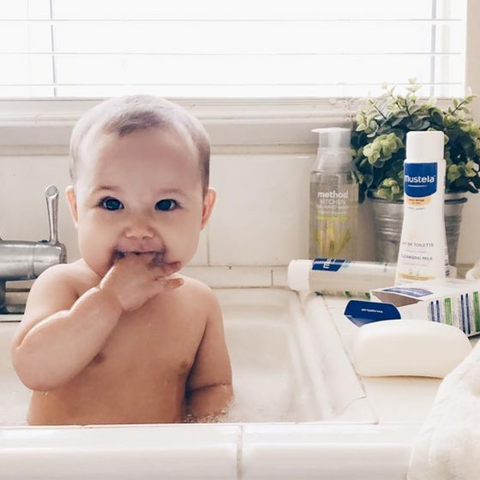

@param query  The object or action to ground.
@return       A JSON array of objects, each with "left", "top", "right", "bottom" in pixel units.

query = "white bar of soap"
[{"left": 352, "top": 320, "right": 472, "bottom": 378}]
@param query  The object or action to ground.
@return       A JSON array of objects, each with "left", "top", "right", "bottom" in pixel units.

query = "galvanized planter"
[{"left": 368, "top": 192, "right": 467, "bottom": 265}]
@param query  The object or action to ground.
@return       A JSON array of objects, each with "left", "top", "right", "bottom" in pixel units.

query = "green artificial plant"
[{"left": 352, "top": 79, "right": 480, "bottom": 202}]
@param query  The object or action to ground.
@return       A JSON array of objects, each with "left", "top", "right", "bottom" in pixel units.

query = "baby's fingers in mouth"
[
  {"left": 112, "top": 250, "right": 169, "bottom": 267},
  {"left": 150, "top": 251, "right": 165, "bottom": 266},
  {"left": 155, "top": 276, "right": 184, "bottom": 289}
]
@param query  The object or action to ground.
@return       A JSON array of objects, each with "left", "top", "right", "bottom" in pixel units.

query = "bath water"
[
  {"left": 0, "top": 368, "right": 30, "bottom": 426},
  {"left": 0, "top": 320, "right": 310, "bottom": 426}
]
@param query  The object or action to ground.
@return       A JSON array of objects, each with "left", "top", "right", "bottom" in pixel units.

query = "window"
[{"left": 0, "top": 0, "right": 469, "bottom": 99}]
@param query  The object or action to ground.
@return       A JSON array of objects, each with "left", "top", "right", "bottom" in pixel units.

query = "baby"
[{"left": 10, "top": 95, "right": 233, "bottom": 425}]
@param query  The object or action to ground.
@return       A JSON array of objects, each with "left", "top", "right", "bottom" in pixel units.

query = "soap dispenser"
[{"left": 309, "top": 127, "right": 358, "bottom": 260}]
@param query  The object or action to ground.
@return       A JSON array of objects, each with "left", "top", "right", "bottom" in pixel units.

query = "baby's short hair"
[{"left": 70, "top": 95, "right": 211, "bottom": 195}]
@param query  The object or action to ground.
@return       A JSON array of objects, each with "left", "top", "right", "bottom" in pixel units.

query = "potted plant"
[{"left": 351, "top": 79, "right": 480, "bottom": 264}]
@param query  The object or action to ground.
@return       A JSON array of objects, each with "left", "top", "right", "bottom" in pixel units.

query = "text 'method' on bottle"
[{"left": 309, "top": 128, "right": 358, "bottom": 260}]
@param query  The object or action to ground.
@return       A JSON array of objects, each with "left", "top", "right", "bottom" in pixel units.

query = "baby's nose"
[{"left": 124, "top": 216, "right": 156, "bottom": 239}]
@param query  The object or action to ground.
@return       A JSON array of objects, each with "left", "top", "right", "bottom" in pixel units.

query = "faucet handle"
[{"left": 45, "top": 185, "right": 59, "bottom": 245}]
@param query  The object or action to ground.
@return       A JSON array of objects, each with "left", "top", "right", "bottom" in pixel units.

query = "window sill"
[{"left": 0, "top": 97, "right": 454, "bottom": 151}]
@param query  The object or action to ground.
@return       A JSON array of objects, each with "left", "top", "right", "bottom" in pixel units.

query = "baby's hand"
[{"left": 99, "top": 253, "right": 184, "bottom": 312}]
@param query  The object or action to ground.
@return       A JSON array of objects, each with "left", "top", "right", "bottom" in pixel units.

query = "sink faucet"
[{"left": 0, "top": 185, "right": 67, "bottom": 313}]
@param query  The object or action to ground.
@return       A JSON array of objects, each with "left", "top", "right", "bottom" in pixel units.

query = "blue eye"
[
  {"left": 155, "top": 199, "right": 178, "bottom": 211},
  {"left": 100, "top": 197, "right": 124, "bottom": 211}
]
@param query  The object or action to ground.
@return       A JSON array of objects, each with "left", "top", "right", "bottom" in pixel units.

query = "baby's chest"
[{"left": 86, "top": 306, "right": 206, "bottom": 379}]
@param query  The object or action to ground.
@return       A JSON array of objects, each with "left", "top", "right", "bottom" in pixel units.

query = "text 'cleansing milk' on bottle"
[
  {"left": 395, "top": 131, "right": 448, "bottom": 284},
  {"left": 309, "top": 128, "right": 358, "bottom": 260}
]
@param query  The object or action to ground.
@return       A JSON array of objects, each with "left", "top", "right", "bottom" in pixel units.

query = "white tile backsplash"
[
  {"left": 271, "top": 267, "right": 288, "bottom": 287},
  {"left": 1, "top": 152, "right": 479, "bottom": 269},
  {"left": 182, "top": 266, "right": 272, "bottom": 288},
  {"left": 209, "top": 154, "right": 312, "bottom": 265},
  {"left": 0, "top": 155, "right": 76, "bottom": 250}
]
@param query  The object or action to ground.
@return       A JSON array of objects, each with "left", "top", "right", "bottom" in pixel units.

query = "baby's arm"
[
  {"left": 11, "top": 255, "right": 182, "bottom": 392},
  {"left": 185, "top": 290, "right": 233, "bottom": 422}
]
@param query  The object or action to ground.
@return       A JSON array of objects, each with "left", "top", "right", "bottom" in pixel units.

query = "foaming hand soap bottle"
[
  {"left": 309, "top": 127, "right": 358, "bottom": 260},
  {"left": 395, "top": 131, "right": 449, "bottom": 284}
]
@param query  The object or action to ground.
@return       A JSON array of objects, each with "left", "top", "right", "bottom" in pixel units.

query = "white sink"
[{"left": 0, "top": 288, "right": 437, "bottom": 480}]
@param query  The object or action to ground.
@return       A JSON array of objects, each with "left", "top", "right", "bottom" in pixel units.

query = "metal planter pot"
[{"left": 369, "top": 192, "right": 467, "bottom": 265}]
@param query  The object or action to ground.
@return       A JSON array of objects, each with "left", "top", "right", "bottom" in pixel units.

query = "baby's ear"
[
  {"left": 201, "top": 187, "right": 217, "bottom": 229},
  {"left": 65, "top": 185, "right": 79, "bottom": 227}
]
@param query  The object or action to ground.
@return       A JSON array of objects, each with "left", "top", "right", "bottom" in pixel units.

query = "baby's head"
[
  {"left": 70, "top": 95, "right": 211, "bottom": 196},
  {"left": 66, "top": 95, "right": 216, "bottom": 277}
]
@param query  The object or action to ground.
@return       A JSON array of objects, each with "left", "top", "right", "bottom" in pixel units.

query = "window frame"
[{"left": 0, "top": 0, "right": 478, "bottom": 151}]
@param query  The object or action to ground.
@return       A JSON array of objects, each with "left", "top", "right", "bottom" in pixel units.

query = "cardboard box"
[{"left": 345, "top": 279, "right": 480, "bottom": 337}]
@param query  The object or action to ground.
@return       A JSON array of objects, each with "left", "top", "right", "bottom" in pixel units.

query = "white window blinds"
[{"left": 0, "top": 0, "right": 467, "bottom": 98}]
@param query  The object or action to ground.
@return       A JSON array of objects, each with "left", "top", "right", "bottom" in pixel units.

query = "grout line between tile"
[
  {"left": 237, "top": 424, "right": 244, "bottom": 480},
  {"left": 206, "top": 223, "right": 211, "bottom": 265}
]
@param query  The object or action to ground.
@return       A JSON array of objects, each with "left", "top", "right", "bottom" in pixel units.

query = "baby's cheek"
[
  {"left": 78, "top": 232, "right": 113, "bottom": 277},
  {"left": 177, "top": 231, "right": 201, "bottom": 264}
]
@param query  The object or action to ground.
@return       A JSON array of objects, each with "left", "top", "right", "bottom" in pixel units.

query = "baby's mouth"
[{"left": 113, "top": 250, "right": 166, "bottom": 265}]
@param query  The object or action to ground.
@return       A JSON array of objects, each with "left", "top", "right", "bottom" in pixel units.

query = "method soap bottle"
[
  {"left": 309, "top": 128, "right": 358, "bottom": 260},
  {"left": 395, "top": 131, "right": 448, "bottom": 284}
]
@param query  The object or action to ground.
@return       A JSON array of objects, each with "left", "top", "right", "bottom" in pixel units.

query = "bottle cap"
[
  {"left": 406, "top": 131, "right": 445, "bottom": 162},
  {"left": 312, "top": 127, "right": 353, "bottom": 172},
  {"left": 287, "top": 260, "right": 312, "bottom": 291}
]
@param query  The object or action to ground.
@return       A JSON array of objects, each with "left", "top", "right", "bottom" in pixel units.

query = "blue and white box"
[{"left": 345, "top": 279, "right": 480, "bottom": 337}]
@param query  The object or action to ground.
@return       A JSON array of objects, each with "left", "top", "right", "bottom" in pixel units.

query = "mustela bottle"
[
  {"left": 395, "top": 131, "right": 448, "bottom": 284},
  {"left": 309, "top": 128, "right": 358, "bottom": 260},
  {"left": 288, "top": 258, "right": 397, "bottom": 296}
]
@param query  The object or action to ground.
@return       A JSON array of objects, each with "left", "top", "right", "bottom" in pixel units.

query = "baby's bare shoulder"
[
  {"left": 37, "top": 260, "right": 93, "bottom": 285},
  {"left": 34, "top": 262, "right": 78, "bottom": 286},
  {"left": 178, "top": 276, "right": 221, "bottom": 316},
  {"left": 32, "top": 260, "right": 100, "bottom": 301},
  {"left": 180, "top": 275, "right": 215, "bottom": 298}
]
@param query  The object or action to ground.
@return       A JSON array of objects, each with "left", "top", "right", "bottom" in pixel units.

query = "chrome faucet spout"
[
  {"left": 0, "top": 185, "right": 67, "bottom": 313},
  {"left": 45, "top": 185, "right": 59, "bottom": 245}
]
